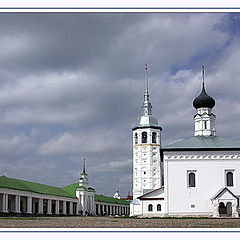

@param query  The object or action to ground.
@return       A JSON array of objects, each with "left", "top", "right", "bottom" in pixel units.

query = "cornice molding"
[{"left": 164, "top": 153, "right": 240, "bottom": 161}]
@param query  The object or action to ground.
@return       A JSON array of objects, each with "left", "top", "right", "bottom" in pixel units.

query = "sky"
[{"left": 0, "top": 12, "right": 240, "bottom": 197}]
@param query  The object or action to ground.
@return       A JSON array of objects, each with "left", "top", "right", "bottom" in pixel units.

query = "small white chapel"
[{"left": 130, "top": 66, "right": 240, "bottom": 218}]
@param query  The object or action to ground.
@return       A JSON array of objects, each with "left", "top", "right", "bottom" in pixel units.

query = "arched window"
[
  {"left": 134, "top": 133, "right": 138, "bottom": 144},
  {"left": 188, "top": 172, "right": 196, "bottom": 187},
  {"left": 157, "top": 204, "right": 161, "bottom": 211},
  {"left": 142, "top": 132, "right": 147, "bottom": 143},
  {"left": 226, "top": 172, "right": 234, "bottom": 186},
  {"left": 152, "top": 132, "right": 157, "bottom": 143},
  {"left": 148, "top": 204, "right": 153, "bottom": 212}
]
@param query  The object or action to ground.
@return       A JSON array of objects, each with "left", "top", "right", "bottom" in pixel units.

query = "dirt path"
[{"left": 0, "top": 216, "right": 240, "bottom": 228}]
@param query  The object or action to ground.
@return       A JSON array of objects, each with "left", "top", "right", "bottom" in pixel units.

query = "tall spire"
[
  {"left": 82, "top": 158, "right": 87, "bottom": 175},
  {"left": 145, "top": 63, "right": 149, "bottom": 93},
  {"left": 142, "top": 64, "right": 152, "bottom": 116},
  {"left": 79, "top": 158, "right": 89, "bottom": 187},
  {"left": 202, "top": 65, "right": 205, "bottom": 86}
]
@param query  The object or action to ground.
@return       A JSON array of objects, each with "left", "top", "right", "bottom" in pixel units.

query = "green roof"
[
  {"left": 95, "top": 194, "right": 130, "bottom": 205},
  {"left": 62, "top": 182, "right": 79, "bottom": 196},
  {"left": 163, "top": 136, "right": 240, "bottom": 150},
  {"left": 0, "top": 175, "right": 76, "bottom": 199},
  {"left": 62, "top": 182, "right": 130, "bottom": 205},
  {"left": 0, "top": 176, "right": 130, "bottom": 205}
]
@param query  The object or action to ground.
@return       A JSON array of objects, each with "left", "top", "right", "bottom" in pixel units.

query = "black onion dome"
[{"left": 193, "top": 83, "right": 215, "bottom": 109}]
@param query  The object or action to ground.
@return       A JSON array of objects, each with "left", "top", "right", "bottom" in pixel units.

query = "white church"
[{"left": 130, "top": 66, "right": 240, "bottom": 218}]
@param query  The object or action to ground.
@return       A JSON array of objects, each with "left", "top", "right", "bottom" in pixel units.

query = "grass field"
[{"left": 0, "top": 216, "right": 240, "bottom": 228}]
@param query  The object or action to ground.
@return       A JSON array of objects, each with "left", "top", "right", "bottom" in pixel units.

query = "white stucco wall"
[
  {"left": 142, "top": 199, "right": 165, "bottom": 216},
  {"left": 164, "top": 150, "right": 240, "bottom": 217}
]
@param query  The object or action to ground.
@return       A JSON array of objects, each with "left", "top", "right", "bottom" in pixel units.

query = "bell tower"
[{"left": 132, "top": 65, "right": 162, "bottom": 200}]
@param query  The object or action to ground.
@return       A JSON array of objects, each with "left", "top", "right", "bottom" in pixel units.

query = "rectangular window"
[{"left": 204, "top": 120, "right": 207, "bottom": 129}]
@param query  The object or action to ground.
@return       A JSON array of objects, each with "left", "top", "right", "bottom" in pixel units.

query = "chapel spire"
[
  {"left": 79, "top": 158, "right": 89, "bottom": 187},
  {"left": 142, "top": 64, "right": 152, "bottom": 116},
  {"left": 83, "top": 158, "right": 86, "bottom": 174}
]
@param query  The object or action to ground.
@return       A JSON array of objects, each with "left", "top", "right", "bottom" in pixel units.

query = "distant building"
[
  {"left": 121, "top": 191, "right": 133, "bottom": 201},
  {"left": 0, "top": 160, "right": 130, "bottom": 216},
  {"left": 130, "top": 67, "right": 240, "bottom": 218}
]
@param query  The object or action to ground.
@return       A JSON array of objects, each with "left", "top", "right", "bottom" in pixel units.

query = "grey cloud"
[
  {"left": 0, "top": 13, "right": 239, "bottom": 196},
  {"left": 0, "top": 134, "right": 35, "bottom": 158}
]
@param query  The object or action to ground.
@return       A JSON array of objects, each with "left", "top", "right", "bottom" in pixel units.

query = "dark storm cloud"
[{"left": 0, "top": 12, "right": 239, "bottom": 196}]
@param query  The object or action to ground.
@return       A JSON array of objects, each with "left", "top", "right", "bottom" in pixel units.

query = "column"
[
  {"left": 55, "top": 200, "right": 60, "bottom": 214},
  {"left": 91, "top": 196, "right": 94, "bottom": 211},
  {"left": 232, "top": 202, "right": 238, "bottom": 218},
  {"left": 99, "top": 204, "right": 102, "bottom": 216},
  {"left": 73, "top": 202, "right": 77, "bottom": 215},
  {"left": 84, "top": 196, "right": 87, "bottom": 213},
  {"left": 47, "top": 199, "right": 52, "bottom": 214},
  {"left": 76, "top": 202, "right": 80, "bottom": 215},
  {"left": 110, "top": 205, "right": 112, "bottom": 215},
  {"left": 69, "top": 202, "right": 73, "bottom": 215},
  {"left": 81, "top": 195, "right": 85, "bottom": 214},
  {"left": 105, "top": 205, "right": 108, "bottom": 215},
  {"left": 90, "top": 196, "right": 93, "bottom": 210},
  {"left": 212, "top": 200, "right": 219, "bottom": 218},
  {"left": 2, "top": 193, "right": 5, "bottom": 212},
  {"left": 2, "top": 193, "right": 8, "bottom": 212},
  {"left": 98, "top": 204, "right": 100, "bottom": 215},
  {"left": 15, "top": 195, "right": 20, "bottom": 213},
  {"left": 27, "top": 197, "right": 32, "bottom": 214},
  {"left": 63, "top": 201, "right": 66, "bottom": 214},
  {"left": 38, "top": 198, "right": 43, "bottom": 214}
]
